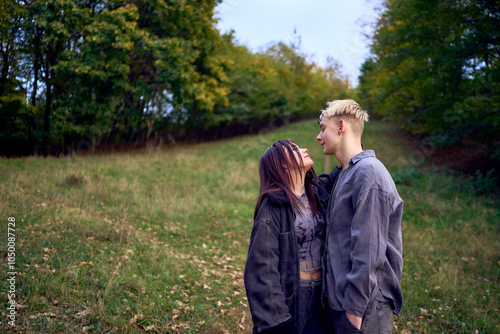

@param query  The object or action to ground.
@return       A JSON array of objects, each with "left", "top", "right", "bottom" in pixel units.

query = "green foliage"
[
  {"left": 1, "top": 1, "right": 352, "bottom": 155},
  {"left": 392, "top": 163, "right": 422, "bottom": 186},
  {"left": 206, "top": 33, "right": 354, "bottom": 139},
  {"left": 464, "top": 169, "right": 499, "bottom": 196},
  {"left": 358, "top": 0, "right": 500, "bottom": 162},
  {"left": 1, "top": 0, "right": 231, "bottom": 155},
  {"left": 0, "top": 0, "right": 31, "bottom": 155}
]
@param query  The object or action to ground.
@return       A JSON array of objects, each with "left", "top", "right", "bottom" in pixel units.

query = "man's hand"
[{"left": 346, "top": 311, "right": 362, "bottom": 330}]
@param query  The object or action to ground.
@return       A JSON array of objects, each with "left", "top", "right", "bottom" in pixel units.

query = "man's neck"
[{"left": 337, "top": 140, "right": 363, "bottom": 170}]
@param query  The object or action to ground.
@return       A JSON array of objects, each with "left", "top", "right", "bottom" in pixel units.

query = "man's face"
[{"left": 316, "top": 116, "right": 339, "bottom": 155}]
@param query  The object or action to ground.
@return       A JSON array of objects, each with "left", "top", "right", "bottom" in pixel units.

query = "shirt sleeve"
[{"left": 342, "top": 178, "right": 391, "bottom": 317}]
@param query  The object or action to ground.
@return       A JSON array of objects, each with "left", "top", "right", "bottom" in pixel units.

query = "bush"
[
  {"left": 465, "top": 169, "right": 498, "bottom": 196},
  {"left": 392, "top": 164, "right": 422, "bottom": 186}
]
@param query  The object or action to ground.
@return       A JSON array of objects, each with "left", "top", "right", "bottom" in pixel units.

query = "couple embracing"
[{"left": 244, "top": 100, "right": 404, "bottom": 334}]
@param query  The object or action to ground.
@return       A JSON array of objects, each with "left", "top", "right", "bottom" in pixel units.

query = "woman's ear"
[{"left": 281, "top": 159, "right": 288, "bottom": 169}]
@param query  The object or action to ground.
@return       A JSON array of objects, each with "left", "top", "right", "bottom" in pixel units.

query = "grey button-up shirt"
[{"left": 325, "top": 150, "right": 404, "bottom": 317}]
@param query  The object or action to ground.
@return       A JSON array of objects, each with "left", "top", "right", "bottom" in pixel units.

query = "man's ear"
[{"left": 338, "top": 119, "right": 344, "bottom": 134}]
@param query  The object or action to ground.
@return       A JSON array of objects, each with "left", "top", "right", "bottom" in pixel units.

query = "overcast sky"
[{"left": 215, "top": 0, "right": 384, "bottom": 86}]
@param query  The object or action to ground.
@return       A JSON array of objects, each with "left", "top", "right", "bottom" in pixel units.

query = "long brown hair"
[{"left": 254, "top": 139, "right": 318, "bottom": 219}]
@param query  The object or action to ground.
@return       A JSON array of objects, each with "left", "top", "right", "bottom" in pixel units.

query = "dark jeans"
[
  {"left": 329, "top": 299, "right": 394, "bottom": 334},
  {"left": 297, "top": 278, "right": 331, "bottom": 334}
]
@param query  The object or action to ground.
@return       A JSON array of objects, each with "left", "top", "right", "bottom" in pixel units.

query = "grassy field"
[{"left": 0, "top": 119, "right": 498, "bottom": 333}]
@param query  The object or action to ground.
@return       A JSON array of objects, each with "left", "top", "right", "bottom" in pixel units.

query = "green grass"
[{"left": 0, "top": 119, "right": 498, "bottom": 333}]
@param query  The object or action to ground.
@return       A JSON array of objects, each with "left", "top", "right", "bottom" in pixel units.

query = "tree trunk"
[
  {"left": 42, "top": 80, "right": 52, "bottom": 155},
  {"left": 29, "top": 28, "right": 41, "bottom": 152},
  {"left": 42, "top": 50, "right": 54, "bottom": 155},
  {"left": 0, "top": 42, "right": 10, "bottom": 97}
]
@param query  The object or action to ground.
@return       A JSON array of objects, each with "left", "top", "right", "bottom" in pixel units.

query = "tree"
[
  {"left": 207, "top": 31, "right": 354, "bottom": 139},
  {"left": 0, "top": 1, "right": 354, "bottom": 155},
  {"left": 0, "top": 0, "right": 230, "bottom": 155},
  {"left": 0, "top": 0, "right": 30, "bottom": 155},
  {"left": 359, "top": 0, "right": 500, "bottom": 160}
]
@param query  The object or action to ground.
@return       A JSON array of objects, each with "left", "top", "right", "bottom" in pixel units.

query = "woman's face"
[{"left": 289, "top": 143, "right": 314, "bottom": 172}]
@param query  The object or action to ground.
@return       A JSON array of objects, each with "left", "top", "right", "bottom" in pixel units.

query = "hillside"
[{"left": 0, "top": 119, "right": 498, "bottom": 333}]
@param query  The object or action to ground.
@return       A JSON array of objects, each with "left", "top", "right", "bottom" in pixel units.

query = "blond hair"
[
  {"left": 320, "top": 99, "right": 369, "bottom": 122},
  {"left": 319, "top": 99, "right": 369, "bottom": 136}
]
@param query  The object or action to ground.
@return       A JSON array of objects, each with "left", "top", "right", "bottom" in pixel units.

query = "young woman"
[{"left": 244, "top": 139, "right": 332, "bottom": 334}]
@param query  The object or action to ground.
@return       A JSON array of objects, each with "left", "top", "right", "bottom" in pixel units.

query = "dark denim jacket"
[{"left": 244, "top": 183, "right": 331, "bottom": 334}]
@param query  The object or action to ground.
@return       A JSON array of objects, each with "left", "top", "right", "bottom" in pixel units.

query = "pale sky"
[{"left": 215, "top": 0, "right": 384, "bottom": 86}]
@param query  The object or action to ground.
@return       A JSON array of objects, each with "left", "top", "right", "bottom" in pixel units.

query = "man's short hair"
[
  {"left": 320, "top": 99, "right": 369, "bottom": 122},
  {"left": 319, "top": 99, "right": 369, "bottom": 135}
]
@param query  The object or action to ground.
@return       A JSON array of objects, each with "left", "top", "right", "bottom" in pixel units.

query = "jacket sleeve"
[
  {"left": 343, "top": 174, "right": 391, "bottom": 317},
  {"left": 244, "top": 216, "right": 297, "bottom": 333},
  {"left": 318, "top": 166, "right": 342, "bottom": 193}
]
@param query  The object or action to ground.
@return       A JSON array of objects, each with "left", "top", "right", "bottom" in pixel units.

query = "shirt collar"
[{"left": 349, "top": 150, "right": 376, "bottom": 166}]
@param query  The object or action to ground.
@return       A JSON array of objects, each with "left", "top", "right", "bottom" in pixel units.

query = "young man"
[{"left": 316, "top": 100, "right": 403, "bottom": 333}]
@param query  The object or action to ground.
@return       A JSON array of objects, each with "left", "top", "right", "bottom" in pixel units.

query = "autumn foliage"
[{"left": 0, "top": 0, "right": 352, "bottom": 156}]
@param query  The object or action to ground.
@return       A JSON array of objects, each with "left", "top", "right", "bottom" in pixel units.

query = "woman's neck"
[{"left": 290, "top": 171, "right": 306, "bottom": 196}]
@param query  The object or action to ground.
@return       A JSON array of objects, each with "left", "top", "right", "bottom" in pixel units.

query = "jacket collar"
[
  {"left": 264, "top": 190, "right": 291, "bottom": 206},
  {"left": 264, "top": 183, "right": 324, "bottom": 207}
]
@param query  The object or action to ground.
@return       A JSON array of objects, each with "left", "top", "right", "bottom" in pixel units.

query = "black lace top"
[{"left": 294, "top": 192, "right": 325, "bottom": 272}]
